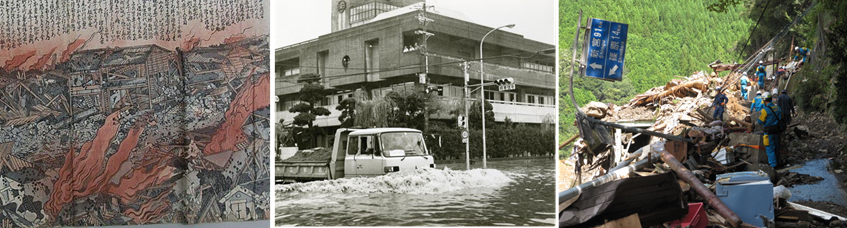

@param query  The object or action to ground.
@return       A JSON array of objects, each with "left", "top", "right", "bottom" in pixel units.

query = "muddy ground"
[{"left": 783, "top": 111, "right": 847, "bottom": 217}]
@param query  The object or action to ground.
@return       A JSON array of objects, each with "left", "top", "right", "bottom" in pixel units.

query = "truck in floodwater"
[{"left": 277, "top": 128, "right": 436, "bottom": 183}]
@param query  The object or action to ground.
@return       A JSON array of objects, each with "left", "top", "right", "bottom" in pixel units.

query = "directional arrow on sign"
[
  {"left": 609, "top": 65, "right": 619, "bottom": 76},
  {"left": 589, "top": 62, "right": 602, "bottom": 70}
]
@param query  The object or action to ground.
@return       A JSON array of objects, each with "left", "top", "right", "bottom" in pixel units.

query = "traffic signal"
[
  {"left": 495, "top": 77, "right": 515, "bottom": 91},
  {"left": 457, "top": 115, "right": 467, "bottom": 128},
  {"left": 425, "top": 86, "right": 443, "bottom": 94}
]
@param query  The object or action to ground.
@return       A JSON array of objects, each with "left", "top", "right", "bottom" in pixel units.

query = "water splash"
[{"left": 277, "top": 168, "right": 513, "bottom": 195}]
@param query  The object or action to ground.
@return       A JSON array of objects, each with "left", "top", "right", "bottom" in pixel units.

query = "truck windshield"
[{"left": 380, "top": 132, "right": 427, "bottom": 157}]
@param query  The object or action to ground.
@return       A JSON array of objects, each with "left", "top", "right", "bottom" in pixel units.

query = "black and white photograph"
[{"left": 273, "top": 0, "right": 557, "bottom": 226}]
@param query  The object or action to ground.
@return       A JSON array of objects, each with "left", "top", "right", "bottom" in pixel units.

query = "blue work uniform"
[
  {"left": 795, "top": 47, "right": 810, "bottom": 62},
  {"left": 712, "top": 92, "right": 728, "bottom": 120},
  {"left": 740, "top": 77, "right": 749, "bottom": 100},
  {"left": 800, "top": 47, "right": 809, "bottom": 62},
  {"left": 750, "top": 95, "right": 764, "bottom": 113},
  {"left": 756, "top": 65, "right": 766, "bottom": 88},
  {"left": 758, "top": 102, "right": 782, "bottom": 167}
]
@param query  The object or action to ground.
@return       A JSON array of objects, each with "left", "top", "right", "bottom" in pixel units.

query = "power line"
[
  {"left": 721, "top": 1, "right": 817, "bottom": 90},
  {"left": 275, "top": 49, "right": 555, "bottom": 84},
  {"left": 737, "top": 0, "right": 773, "bottom": 61}
]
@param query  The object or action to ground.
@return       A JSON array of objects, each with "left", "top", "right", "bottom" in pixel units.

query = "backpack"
[{"left": 764, "top": 105, "right": 786, "bottom": 134}]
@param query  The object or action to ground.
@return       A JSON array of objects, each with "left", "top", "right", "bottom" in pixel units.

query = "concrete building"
[{"left": 276, "top": 1, "right": 555, "bottom": 147}]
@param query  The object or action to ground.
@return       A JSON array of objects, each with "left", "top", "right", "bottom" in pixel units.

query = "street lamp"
[{"left": 479, "top": 24, "right": 514, "bottom": 169}]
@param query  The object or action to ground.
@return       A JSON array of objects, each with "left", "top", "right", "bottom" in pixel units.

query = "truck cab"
[{"left": 329, "top": 128, "right": 435, "bottom": 178}]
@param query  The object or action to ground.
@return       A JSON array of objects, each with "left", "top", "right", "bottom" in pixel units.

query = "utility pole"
[
  {"left": 417, "top": 2, "right": 434, "bottom": 132},
  {"left": 463, "top": 61, "right": 470, "bottom": 170}
]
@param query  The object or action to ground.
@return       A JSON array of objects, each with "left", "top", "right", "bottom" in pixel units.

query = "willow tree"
[
  {"left": 354, "top": 96, "right": 396, "bottom": 128},
  {"left": 353, "top": 90, "right": 438, "bottom": 130}
]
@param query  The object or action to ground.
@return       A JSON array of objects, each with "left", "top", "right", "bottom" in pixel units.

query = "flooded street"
[{"left": 275, "top": 158, "right": 555, "bottom": 226}]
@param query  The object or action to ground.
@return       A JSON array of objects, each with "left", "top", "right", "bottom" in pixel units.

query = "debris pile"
[{"left": 562, "top": 67, "right": 845, "bottom": 227}]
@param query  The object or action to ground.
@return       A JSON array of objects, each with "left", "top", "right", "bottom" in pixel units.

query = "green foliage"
[
  {"left": 336, "top": 98, "right": 357, "bottom": 128},
  {"left": 386, "top": 91, "right": 434, "bottom": 130},
  {"left": 822, "top": 0, "right": 847, "bottom": 125},
  {"left": 707, "top": 0, "right": 742, "bottom": 13},
  {"left": 794, "top": 65, "right": 833, "bottom": 113},
  {"left": 355, "top": 96, "right": 397, "bottom": 128},
  {"left": 738, "top": 0, "right": 814, "bottom": 60},
  {"left": 789, "top": 0, "right": 847, "bottom": 126},
  {"left": 468, "top": 100, "right": 495, "bottom": 129},
  {"left": 559, "top": 0, "right": 757, "bottom": 148},
  {"left": 425, "top": 125, "right": 555, "bottom": 160},
  {"left": 353, "top": 90, "right": 438, "bottom": 130}
]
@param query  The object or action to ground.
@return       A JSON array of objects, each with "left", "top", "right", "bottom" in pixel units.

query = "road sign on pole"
[{"left": 584, "top": 18, "right": 628, "bottom": 81}]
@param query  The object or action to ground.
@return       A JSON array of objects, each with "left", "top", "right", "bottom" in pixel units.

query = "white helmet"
[
  {"left": 743, "top": 72, "right": 747, "bottom": 75},
  {"left": 759, "top": 60, "right": 764, "bottom": 64},
  {"left": 763, "top": 92, "right": 771, "bottom": 99},
  {"left": 756, "top": 91, "right": 762, "bottom": 95},
  {"left": 795, "top": 46, "right": 800, "bottom": 51},
  {"left": 716, "top": 86, "right": 722, "bottom": 91}
]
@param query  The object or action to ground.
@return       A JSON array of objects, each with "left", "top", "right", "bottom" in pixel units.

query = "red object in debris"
[{"left": 668, "top": 202, "right": 707, "bottom": 228}]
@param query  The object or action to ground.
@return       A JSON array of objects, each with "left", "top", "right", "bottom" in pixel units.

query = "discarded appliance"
[{"left": 715, "top": 171, "right": 775, "bottom": 227}]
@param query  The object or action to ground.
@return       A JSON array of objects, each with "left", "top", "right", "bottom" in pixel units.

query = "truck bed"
[
  {"left": 277, "top": 147, "right": 334, "bottom": 183},
  {"left": 280, "top": 147, "right": 333, "bottom": 163}
]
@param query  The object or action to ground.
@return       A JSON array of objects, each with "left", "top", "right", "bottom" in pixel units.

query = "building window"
[
  {"left": 403, "top": 35, "right": 419, "bottom": 53},
  {"left": 349, "top": 2, "right": 399, "bottom": 25},
  {"left": 282, "top": 66, "right": 300, "bottom": 76},
  {"left": 317, "top": 51, "right": 329, "bottom": 78},
  {"left": 365, "top": 39, "right": 379, "bottom": 81},
  {"left": 522, "top": 61, "right": 553, "bottom": 72},
  {"left": 527, "top": 95, "right": 536, "bottom": 104},
  {"left": 538, "top": 96, "right": 545, "bottom": 105},
  {"left": 484, "top": 91, "right": 494, "bottom": 100}
]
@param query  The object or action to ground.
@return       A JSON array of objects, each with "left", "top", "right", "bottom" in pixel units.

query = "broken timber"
[
  {"left": 584, "top": 116, "right": 694, "bottom": 143},
  {"left": 660, "top": 150, "right": 743, "bottom": 228}
]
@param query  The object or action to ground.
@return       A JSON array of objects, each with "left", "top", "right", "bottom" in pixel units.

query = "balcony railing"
[{"left": 422, "top": 54, "right": 555, "bottom": 89}]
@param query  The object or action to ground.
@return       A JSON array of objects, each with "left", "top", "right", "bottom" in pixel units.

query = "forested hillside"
[
  {"left": 559, "top": 0, "right": 847, "bottom": 152},
  {"left": 558, "top": 0, "right": 755, "bottom": 142}
]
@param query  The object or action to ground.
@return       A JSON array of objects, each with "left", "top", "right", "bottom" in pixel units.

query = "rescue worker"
[
  {"left": 795, "top": 46, "right": 810, "bottom": 62},
  {"left": 740, "top": 72, "right": 750, "bottom": 100},
  {"left": 750, "top": 91, "right": 764, "bottom": 113},
  {"left": 756, "top": 60, "right": 767, "bottom": 89},
  {"left": 778, "top": 89, "right": 795, "bottom": 126},
  {"left": 758, "top": 92, "right": 782, "bottom": 167},
  {"left": 777, "top": 66, "right": 786, "bottom": 79},
  {"left": 712, "top": 86, "right": 728, "bottom": 121}
]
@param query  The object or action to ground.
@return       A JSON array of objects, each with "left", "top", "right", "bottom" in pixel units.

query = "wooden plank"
[
  {"left": 777, "top": 165, "right": 803, "bottom": 172},
  {"left": 596, "top": 213, "right": 641, "bottom": 228},
  {"left": 787, "top": 202, "right": 847, "bottom": 221},
  {"left": 777, "top": 216, "right": 799, "bottom": 221}
]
